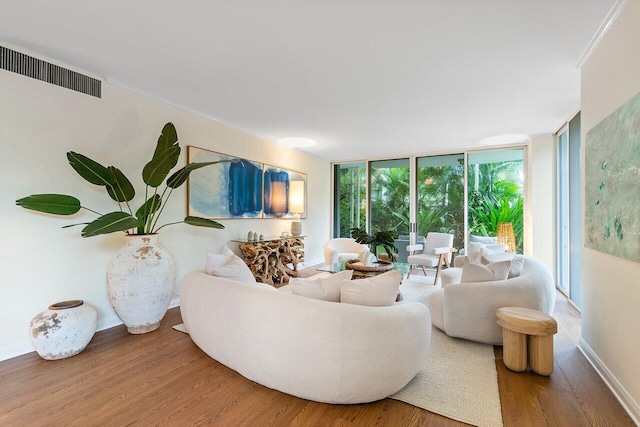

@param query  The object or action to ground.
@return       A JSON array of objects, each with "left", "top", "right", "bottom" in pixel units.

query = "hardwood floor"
[{"left": 0, "top": 269, "right": 634, "bottom": 426}]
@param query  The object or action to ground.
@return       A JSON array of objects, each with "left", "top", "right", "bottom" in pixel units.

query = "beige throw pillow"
[
  {"left": 340, "top": 270, "right": 402, "bottom": 307},
  {"left": 290, "top": 270, "right": 353, "bottom": 302},
  {"left": 460, "top": 260, "right": 511, "bottom": 283},
  {"left": 480, "top": 253, "right": 525, "bottom": 278},
  {"left": 205, "top": 246, "right": 257, "bottom": 284},
  {"left": 481, "top": 251, "right": 515, "bottom": 263}
]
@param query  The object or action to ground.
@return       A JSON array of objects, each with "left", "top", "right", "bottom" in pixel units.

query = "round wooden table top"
[{"left": 495, "top": 306, "right": 558, "bottom": 336}]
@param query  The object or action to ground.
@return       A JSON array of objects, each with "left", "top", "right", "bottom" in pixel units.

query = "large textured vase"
[
  {"left": 30, "top": 300, "right": 98, "bottom": 360},
  {"left": 107, "top": 234, "right": 176, "bottom": 334}
]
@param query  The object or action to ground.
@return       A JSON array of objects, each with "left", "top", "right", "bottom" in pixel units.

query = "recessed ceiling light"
[
  {"left": 278, "top": 137, "right": 317, "bottom": 148},
  {"left": 478, "top": 133, "right": 531, "bottom": 146}
]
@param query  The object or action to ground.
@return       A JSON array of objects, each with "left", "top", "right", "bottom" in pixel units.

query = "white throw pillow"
[
  {"left": 205, "top": 254, "right": 231, "bottom": 272},
  {"left": 467, "top": 242, "right": 490, "bottom": 262},
  {"left": 481, "top": 251, "right": 515, "bottom": 264},
  {"left": 460, "top": 260, "right": 510, "bottom": 283},
  {"left": 480, "top": 253, "right": 524, "bottom": 278},
  {"left": 340, "top": 270, "right": 402, "bottom": 307},
  {"left": 290, "top": 270, "right": 353, "bottom": 301},
  {"left": 205, "top": 246, "right": 257, "bottom": 284}
]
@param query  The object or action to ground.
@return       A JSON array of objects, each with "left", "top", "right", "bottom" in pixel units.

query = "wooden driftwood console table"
[{"left": 233, "top": 236, "right": 305, "bottom": 285}]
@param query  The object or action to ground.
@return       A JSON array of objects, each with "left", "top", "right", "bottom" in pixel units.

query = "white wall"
[
  {"left": 528, "top": 136, "right": 556, "bottom": 275},
  {"left": 580, "top": 0, "right": 640, "bottom": 421},
  {"left": 0, "top": 67, "right": 330, "bottom": 360}
]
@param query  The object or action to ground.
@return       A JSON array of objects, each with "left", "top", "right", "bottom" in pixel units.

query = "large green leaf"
[
  {"left": 142, "top": 146, "right": 181, "bottom": 187},
  {"left": 135, "top": 194, "right": 162, "bottom": 231},
  {"left": 67, "top": 152, "right": 116, "bottom": 186},
  {"left": 16, "top": 194, "right": 81, "bottom": 215},
  {"left": 152, "top": 122, "right": 178, "bottom": 160},
  {"left": 184, "top": 216, "right": 225, "bottom": 229},
  {"left": 81, "top": 212, "right": 139, "bottom": 237},
  {"left": 106, "top": 166, "right": 135, "bottom": 202},
  {"left": 166, "top": 160, "right": 232, "bottom": 189}
]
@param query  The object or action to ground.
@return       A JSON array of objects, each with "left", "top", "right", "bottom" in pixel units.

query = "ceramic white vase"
[
  {"left": 107, "top": 234, "right": 176, "bottom": 334},
  {"left": 29, "top": 300, "right": 97, "bottom": 360}
]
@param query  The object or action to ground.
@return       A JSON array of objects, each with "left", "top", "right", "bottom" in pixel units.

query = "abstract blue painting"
[{"left": 187, "top": 146, "right": 263, "bottom": 219}]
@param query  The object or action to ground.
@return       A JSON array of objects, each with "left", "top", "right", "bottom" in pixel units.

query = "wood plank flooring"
[{"left": 0, "top": 268, "right": 634, "bottom": 426}]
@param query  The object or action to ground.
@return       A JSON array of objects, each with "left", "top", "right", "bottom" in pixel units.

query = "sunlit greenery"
[
  {"left": 468, "top": 160, "right": 524, "bottom": 252},
  {"left": 335, "top": 154, "right": 524, "bottom": 254}
]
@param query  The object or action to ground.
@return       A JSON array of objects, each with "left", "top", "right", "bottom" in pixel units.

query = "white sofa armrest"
[{"left": 442, "top": 268, "right": 556, "bottom": 345}]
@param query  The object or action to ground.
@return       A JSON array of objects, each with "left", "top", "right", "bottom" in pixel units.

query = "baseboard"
[
  {"left": 578, "top": 338, "right": 640, "bottom": 425},
  {"left": 0, "top": 296, "right": 181, "bottom": 363},
  {"left": 300, "top": 258, "right": 324, "bottom": 268}
]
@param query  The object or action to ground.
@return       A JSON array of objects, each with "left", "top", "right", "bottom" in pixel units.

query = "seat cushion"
[
  {"left": 338, "top": 252, "right": 361, "bottom": 262},
  {"left": 407, "top": 253, "right": 439, "bottom": 267}
]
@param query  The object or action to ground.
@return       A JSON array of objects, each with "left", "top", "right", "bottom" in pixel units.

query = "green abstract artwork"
[{"left": 585, "top": 91, "right": 640, "bottom": 263}]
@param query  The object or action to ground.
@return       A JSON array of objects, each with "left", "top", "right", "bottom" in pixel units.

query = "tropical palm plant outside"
[
  {"left": 336, "top": 164, "right": 367, "bottom": 237},
  {"left": 336, "top": 154, "right": 524, "bottom": 253},
  {"left": 16, "top": 122, "right": 230, "bottom": 237},
  {"left": 468, "top": 160, "right": 524, "bottom": 252}
]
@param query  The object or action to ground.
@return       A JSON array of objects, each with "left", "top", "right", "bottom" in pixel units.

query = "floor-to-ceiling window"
[
  {"left": 332, "top": 162, "right": 366, "bottom": 238},
  {"left": 467, "top": 149, "right": 525, "bottom": 253},
  {"left": 369, "top": 159, "right": 410, "bottom": 236},
  {"left": 556, "top": 113, "right": 582, "bottom": 306},
  {"left": 332, "top": 148, "right": 526, "bottom": 254},
  {"left": 416, "top": 154, "right": 465, "bottom": 248}
]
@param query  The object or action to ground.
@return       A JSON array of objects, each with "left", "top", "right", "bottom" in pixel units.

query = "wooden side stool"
[{"left": 495, "top": 307, "right": 558, "bottom": 376}]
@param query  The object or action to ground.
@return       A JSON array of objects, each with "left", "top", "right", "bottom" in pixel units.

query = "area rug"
[
  {"left": 390, "top": 326, "right": 503, "bottom": 427},
  {"left": 172, "top": 323, "right": 188, "bottom": 334}
]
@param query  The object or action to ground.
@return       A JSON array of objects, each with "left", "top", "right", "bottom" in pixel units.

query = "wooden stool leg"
[
  {"left": 528, "top": 335, "right": 554, "bottom": 376},
  {"left": 502, "top": 329, "right": 528, "bottom": 372}
]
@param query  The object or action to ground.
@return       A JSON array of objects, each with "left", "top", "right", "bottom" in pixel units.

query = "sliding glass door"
[
  {"left": 369, "top": 159, "right": 410, "bottom": 236},
  {"left": 467, "top": 149, "right": 524, "bottom": 253},
  {"left": 332, "top": 148, "right": 526, "bottom": 258},
  {"left": 332, "top": 162, "right": 366, "bottom": 238},
  {"left": 557, "top": 113, "right": 582, "bottom": 306},
  {"left": 415, "top": 154, "right": 465, "bottom": 248}
]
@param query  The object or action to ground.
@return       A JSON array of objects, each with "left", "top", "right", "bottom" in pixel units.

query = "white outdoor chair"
[
  {"left": 407, "top": 232, "right": 455, "bottom": 284},
  {"left": 323, "top": 238, "right": 370, "bottom": 266}
]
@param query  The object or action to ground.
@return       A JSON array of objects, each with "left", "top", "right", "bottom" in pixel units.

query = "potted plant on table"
[
  {"left": 16, "top": 122, "right": 230, "bottom": 334},
  {"left": 350, "top": 227, "right": 399, "bottom": 262}
]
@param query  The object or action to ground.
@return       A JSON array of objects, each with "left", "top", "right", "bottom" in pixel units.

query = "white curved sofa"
[
  {"left": 180, "top": 271, "right": 431, "bottom": 404},
  {"left": 429, "top": 255, "right": 556, "bottom": 345},
  {"left": 323, "top": 238, "right": 369, "bottom": 265}
]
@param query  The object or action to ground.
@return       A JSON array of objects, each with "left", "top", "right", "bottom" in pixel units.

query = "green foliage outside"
[
  {"left": 467, "top": 161, "right": 524, "bottom": 253},
  {"left": 336, "top": 165, "right": 367, "bottom": 237}
]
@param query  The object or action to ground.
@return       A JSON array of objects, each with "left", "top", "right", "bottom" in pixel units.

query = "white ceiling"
[{"left": 0, "top": 0, "right": 616, "bottom": 161}]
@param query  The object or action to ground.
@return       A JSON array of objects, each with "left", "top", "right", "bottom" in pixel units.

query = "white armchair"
[
  {"left": 323, "top": 238, "right": 370, "bottom": 266},
  {"left": 407, "top": 232, "right": 455, "bottom": 284}
]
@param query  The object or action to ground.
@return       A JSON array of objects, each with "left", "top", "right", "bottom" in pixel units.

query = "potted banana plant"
[
  {"left": 350, "top": 227, "right": 399, "bottom": 262},
  {"left": 16, "top": 122, "right": 231, "bottom": 334}
]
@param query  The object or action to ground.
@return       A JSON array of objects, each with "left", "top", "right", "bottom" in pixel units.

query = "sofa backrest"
[{"left": 180, "top": 271, "right": 431, "bottom": 404}]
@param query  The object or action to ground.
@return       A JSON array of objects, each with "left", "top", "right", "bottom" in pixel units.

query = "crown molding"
[{"left": 576, "top": 0, "right": 628, "bottom": 69}]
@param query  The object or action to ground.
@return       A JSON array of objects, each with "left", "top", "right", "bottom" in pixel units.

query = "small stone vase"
[
  {"left": 107, "top": 234, "right": 176, "bottom": 334},
  {"left": 29, "top": 300, "right": 98, "bottom": 360}
]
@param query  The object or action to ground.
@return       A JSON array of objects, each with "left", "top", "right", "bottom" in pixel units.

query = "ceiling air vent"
[{"left": 0, "top": 45, "right": 101, "bottom": 98}]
